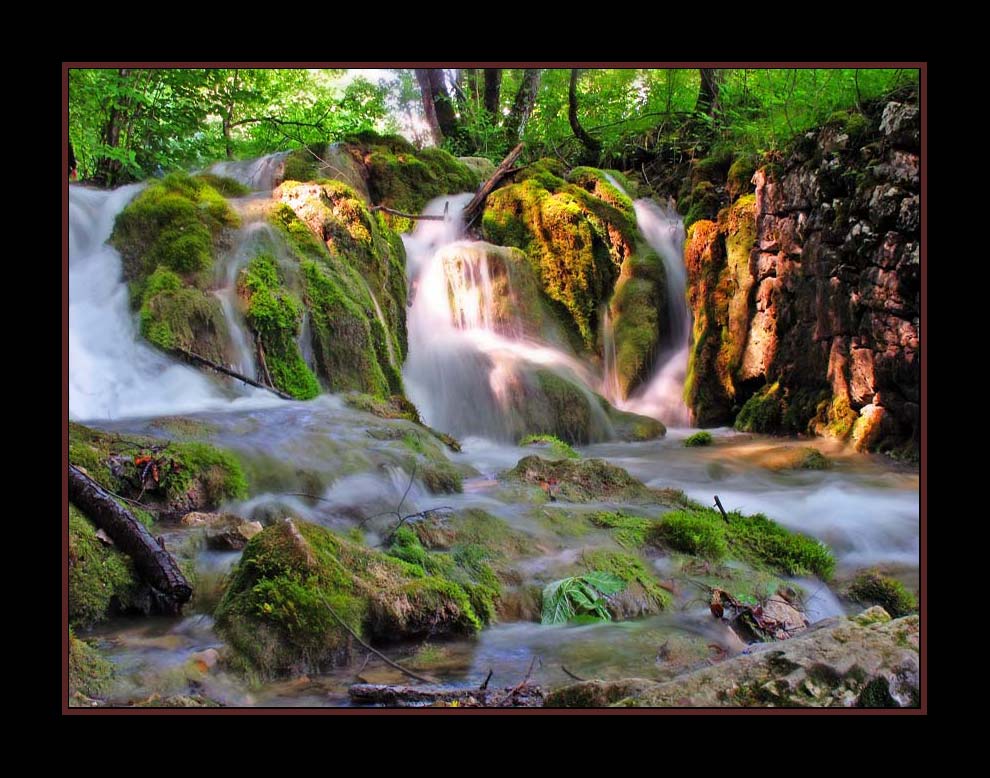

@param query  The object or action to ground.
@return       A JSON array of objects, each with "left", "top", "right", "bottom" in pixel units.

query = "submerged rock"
[
  {"left": 547, "top": 609, "right": 919, "bottom": 707},
  {"left": 504, "top": 455, "right": 656, "bottom": 503}
]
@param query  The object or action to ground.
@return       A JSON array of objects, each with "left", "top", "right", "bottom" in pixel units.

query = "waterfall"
[
  {"left": 621, "top": 200, "right": 691, "bottom": 427},
  {"left": 209, "top": 151, "right": 289, "bottom": 191},
  {"left": 68, "top": 185, "right": 275, "bottom": 421},
  {"left": 601, "top": 308, "right": 621, "bottom": 405},
  {"left": 403, "top": 195, "right": 610, "bottom": 441}
]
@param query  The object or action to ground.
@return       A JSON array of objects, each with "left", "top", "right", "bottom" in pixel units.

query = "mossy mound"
[
  {"left": 519, "top": 434, "right": 579, "bottom": 460},
  {"left": 506, "top": 368, "right": 613, "bottom": 445},
  {"left": 69, "top": 504, "right": 142, "bottom": 627},
  {"left": 848, "top": 570, "right": 916, "bottom": 617},
  {"left": 68, "top": 423, "right": 247, "bottom": 520},
  {"left": 110, "top": 172, "right": 240, "bottom": 362},
  {"left": 69, "top": 631, "right": 114, "bottom": 698},
  {"left": 684, "top": 431, "right": 713, "bottom": 447},
  {"left": 604, "top": 403, "right": 667, "bottom": 441},
  {"left": 751, "top": 446, "right": 832, "bottom": 472},
  {"left": 482, "top": 161, "right": 638, "bottom": 349},
  {"left": 504, "top": 455, "right": 656, "bottom": 503},
  {"left": 608, "top": 247, "right": 667, "bottom": 397},
  {"left": 342, "top": 131, "right": 480, "bottom": 232},
  {"left": 214, "top": 519, "right": 482, "bottom": 678},
  {"left": 647, "top": 508, "right": 835, "bottom": 579},
  {"left": 590, "top": 511, "right": 655, "bottom": 549},
  {"left": 269, "top": 186, "right": 404, "bottom": 398},
  {"left": 238, "top": 253, "right": 320, "bottom": 399}
]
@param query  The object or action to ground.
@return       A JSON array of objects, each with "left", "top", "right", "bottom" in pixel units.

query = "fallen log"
[
  {"left": 173, "top": 347, "right": 292, "bottom": 400},
  {"left": 348, "top": 683, "right": 545, "bottom": 708},
  {"left": 369, "top": 204, "right": 446, "bottom": 221},
  {"left": 68, "top": 465, "right": 192, "bottom": 613},
  {"left": 461, "top": 143, "right": 525, "bottom": 228}
]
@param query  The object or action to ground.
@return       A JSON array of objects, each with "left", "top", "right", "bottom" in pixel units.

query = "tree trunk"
[
  {"left": 483, "top": 69, "right": 502, "bottom": 118},
  {"left": 461, "top": 142, "right": 525, "bottom": 227},
  {"left": 68, "top": 465, "right": 192, "bottom": 613},
  {"left": 504, "top": 69, "right": 542, "bottom": 140},
  {"left": 414, "top": 69, "right": 444, "bottom": 146},
  {"left": 568, "top": 69, "right": 602, "bottom": 161},
  {"left": 68, "top": 139, "right": 76, "bottom": 176},
  {"left": 695, "top": 68, "right": 723, "bottom": 118},
  {"left": 415, "top": 68, "right": 460, "bottom": 144},
  {"left": 93, "top": 68, "right": 131, "bottom": 186}
]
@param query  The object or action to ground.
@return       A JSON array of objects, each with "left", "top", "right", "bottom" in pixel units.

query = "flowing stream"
[{"left": 68, "top": 173, "right": 919, "bottom": 707}]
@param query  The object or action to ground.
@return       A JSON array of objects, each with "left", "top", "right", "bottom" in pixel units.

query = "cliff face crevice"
[{"left": 684, "top": 98, "right": 920, "bottom": 455}]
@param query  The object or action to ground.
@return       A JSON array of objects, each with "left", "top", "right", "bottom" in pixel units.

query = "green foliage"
[
  {"left": 69, "top": 504, "right": 140, "bottom": 627},
  {"left": 590, "top": 512, "right": 654, "bottom": 548},
  {"left": 651, "top": 510, "right": 729, "bottom": 561},
  {"left": 541, "top": 571, "right": 626, "bottom": 625},
  {"left": 684, "top": 431, "right": 713, "bottom": 447},
  {"left": 69, "top": 629, "right": 115, "bottom": 698},
  {"left": 519, "top": 434, "right": 579, "bottom": 459},
  {"left": 849, "top": 571, "right": 916, "bottom": 617}
]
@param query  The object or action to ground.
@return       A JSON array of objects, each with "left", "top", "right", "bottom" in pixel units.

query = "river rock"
[{"left": 547, "top": 608, "right": 919, "bottom": 708}]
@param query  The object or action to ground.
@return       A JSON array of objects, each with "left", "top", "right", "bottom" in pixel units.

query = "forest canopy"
[{"left": 68, "top": 67, "right": 918, "bottom": 186}]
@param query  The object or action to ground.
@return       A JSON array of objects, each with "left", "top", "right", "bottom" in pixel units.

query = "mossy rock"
[
  {"left": 848, "top": 570, "right": 916, "bottom": 617},
  {"left": 507, "top": 368, "right": 613, "bottom": 445},
  {"left": 69, "top": 631, "right": 114, "bottom": 698},
  {"left": 590, "top": 511, "right": 656, "bottom": 549},
  {"left": 111, "top": 171, "right": 238, "bottom": 285},
  {"left": 503, "top": 455, "right": 656, "bottom": 503},
  {"left": 139, "top": 269, "right": 232, "bottom": 365},
  {"left": 578, "top": 548, "right": 672, "bottom": 617},
  {"left": 684, "top": 431, "right": 713, "bottom": 447},
  {"left": 268, "top": 195, "right": 403, "bottom": 398},
  {"left": 342, "top": 131, "right": 480, "bottom": 232},
  {"left": 68, "top": 423, "right": 247, "bottom": 521},
  {"left": 69, "top": 504, "right": 142, "bottom": 627},
  {"left": 214, "top": 518, "right": 482, "bottom": 678},
  {"left": 726, "top": 155, "right": 758, "bottom": 201},
  {"left": 604, "top": 403, "right": 667, "bottom": 441},
  {"left": 458, "top": 156, "right": 496, "bottom": 179},
  {"left": 608, "top": 245, "right": 667, "bottom": 397},
  {"left": 735, "top": 382, "right": 785, "bottom": 433},
  {"left": 238, "top": 253, "right": 320, "bottom": 399},
  {"left": 482, "top": 163, "right": 637, "bottom": 349},
  {"left": 519, "top": 434, "right": 579, "bottom": 460}
]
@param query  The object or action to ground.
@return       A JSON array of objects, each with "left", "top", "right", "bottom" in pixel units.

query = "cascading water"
[
  {"left": 403, "top": 195, "right": 610, "bottom": 441},
  {"left": 68, "top": 185, "right": 273, "bottom": 421},
  {"left": 619, "top": 199, "right": 691, "bottom": 426},
  {"left": 601, "top": 308, "right": 621, "bottom": 405},
  {"left": 208, "top": 151, "right": 289, "bottom": 191}
]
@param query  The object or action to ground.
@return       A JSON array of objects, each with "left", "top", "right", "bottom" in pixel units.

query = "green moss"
[
  {"left": 344, "top": 392, "right": 421, "bottom": 423},
  {"left": 69, "top": 630, "right": 114, "bottom": 698},
  {"left": 239, "top": 253, "right": 320, "bottom": 399},
  {"left": 194, "top": 173, "right": 251, "bottom": 197},
  {"left": 421, "top": 461, "right": 463, "bottom": 495},
  {"left": 504, "top": 455, "right": 655, "bottom": 503},
  {"left": 590, "top": 511, "right": 655, "bottom": 548},
  {"left": 735, "top": 382, "right": 784, "bottom": 433},
  {"left": 343, "top": 131, "right": 479, "bottom": 232},
  {"left": 68, "top": 423, "right": 247, "bottom": 516},
  {"left": 482, "top": 166, "right": 636, "bottom": 349},
  {"left": 726, "top": 155, "right": 758, "bottom": 201},
  {"left": 604, "top": 404, "right": 667, "bottom": 441},
  {"left": 724, "top": 510, "right": 835, "bottom": 579},
  {"left": 649, "top": 510, "right": 728, "bottom": 561},
  {"left": 519, "top": 434, "right": 579, "bottom": 459},
  {"left": 69, "top": 504, "right": 141, "bottom": 627},
  {"left": 282, "top": 143, "right": 325, "bottom": 182},
  {"left": 215, "top": 519, "right": 481, "bottom": 678},
  {"left": 848, "top": 571, "right": 916, "bottom": 617},
  {"left": 684, "top": 431, "right": 713, "bottom": 447},
  {"left": 799, "top": 449, "right": 831, "bottom": 470},
  {"left": 140, "top": 283, "right": 230, "bottom": 363},
  {"left": 111, "top": 171, "right": 238, "bottom": 283},
  {"left": 579, "top": 549, "right": 672, "bottom": 612},
  {"left": 820, "top": 395, "right": 859, "bottom": 441},
  {"left": 682, "top": 181, "right": 721, "bottom": 230},
  {"left": 857, "top": 677, "right": 898, "bottom": 708}
]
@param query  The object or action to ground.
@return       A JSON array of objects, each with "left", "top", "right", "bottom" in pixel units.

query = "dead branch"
[
  {"left": 462, "top": 143, "right": 525, "bottom": 227},
  {"left": 173, "top": 347, "right": 292, "bottom": 400}
]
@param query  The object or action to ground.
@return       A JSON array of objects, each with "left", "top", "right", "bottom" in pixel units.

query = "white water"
[
  {"left": 620, "top": 199, "right": 691, "bottom": 426},
  {"left": 402, "top": 195, "right": 611, "bottom": 441},
  {"left": 601, "top": 308, "right": 621, "bottom": 404},
  {"left": 209, "top": 152, "right": 289, "bottom": 191},
  {"left": 68, "top": 185, "right": 278, "bottom": 421}
]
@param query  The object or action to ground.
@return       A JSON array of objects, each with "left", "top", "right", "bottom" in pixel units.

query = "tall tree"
[
  {"left": 414, "top": 68, "right": 460, "bottom": 143},
  {"left": 483, "top": 69, "right": 502, "bottom": 118},
  {"left": 503, "top": 69, "right": 542, "bottom": 141},
  {"left": 695, "top": 68, "right": 723, "bottom": 118},
  {"left": 568, "top": 69, "right": 602, "bottom": 161}
]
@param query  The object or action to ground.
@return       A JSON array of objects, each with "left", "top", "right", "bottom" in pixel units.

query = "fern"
[{"left": 540, "top": 571, "right": 626, "bottom": 625}]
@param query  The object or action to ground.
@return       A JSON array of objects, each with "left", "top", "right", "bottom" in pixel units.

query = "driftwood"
[
  {"left": 348, "top": 683, "right": 545, "bottom": 708},
  {"left": 173, "top": 347, "right": 292, "bottom": 400},
  {"left": 68, "top": 465, "right": 192, "bottom": 613},
  {"left": 461, "top": 143, "right": 525, "bottom": 227}
]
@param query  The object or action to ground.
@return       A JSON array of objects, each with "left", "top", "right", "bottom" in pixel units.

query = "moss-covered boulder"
[
  {"left": 269, "top": 182, "right": 405, "bottom": 398},
  {"left": 110, "top": 172, "right": 241, "bottom": 363},
  {"left": 608, "top": 246, "right": 667, "bottom": 397},
  {"left": 341, "top": 131, "right": 480, "bottom": 232},
  {"left": 69, "top": 503, "right": 142, "bottom": 626},
  {"left": 684, "top": 195, "right": 758, "bottom": 426},
  {"left": 69, "top": 630, "right": 114, "bottom": 699},
  {"left": 482, "top": 161, "right": 638, "bottom": 350},
  {"left": 603, "top": 403, "right": 667, "bottom": 441},
  {"left": 578, "top": 548, "right": 672, "bottom": 618},
  {"left": 214, "top": 519, "right": 482, "bottom": 678},
  {"left": 459, "top": 156, "right": 497, "bottom": 179},
  {"left": 504, "top": 455, "right": 656, "bottom": 504},
  {"left": 847, "top": 570, "right": 916, "bottom": 617},
  {"left": 68, "top": 423, "right": 247, "bottom": 521},
  {"left": 237, "top": 253, "right": 320, "bottom": 399}
]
